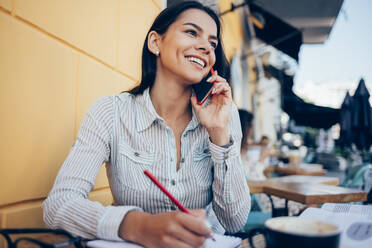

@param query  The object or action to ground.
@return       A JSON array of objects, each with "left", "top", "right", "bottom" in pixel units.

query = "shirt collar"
[
  {"left": 135, "top": 88, "right": 161, "bottom": 132},
  {"left": 135, "top": 87, "right": 203, "bottom": 132}
]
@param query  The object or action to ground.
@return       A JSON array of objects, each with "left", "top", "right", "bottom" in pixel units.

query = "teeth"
[{"left": 186, "top": 56, "right": 205, "bottom": 68}]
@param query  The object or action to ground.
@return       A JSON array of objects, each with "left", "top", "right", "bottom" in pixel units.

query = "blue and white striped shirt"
[{"left": 43, "top": 88, "right": 250, "bottom": 241}]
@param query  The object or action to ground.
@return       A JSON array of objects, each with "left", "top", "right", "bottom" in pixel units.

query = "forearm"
[
  {"left": 118, "top": 211, "right": 151, "bottom": 243},
  {"left": 207, "top": 127, "right": 230, "bottom": 146},
  {"left": 43, "top": 184, "right": 142, "bottom": 240},
  {"left": 209, "top": 140, "right": 251, "bottom": 233}
]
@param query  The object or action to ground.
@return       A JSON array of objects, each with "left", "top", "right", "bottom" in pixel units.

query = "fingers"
[
  {"left": 165, "top": 212, "right": 208, "bottom": 247},
  {"left": 190, "top": 209, "right": 207, "bottom": 219},
  {"left": 170, "top": 224, "right": 207, "bottom": 248},
  {"left": 206, "top": 70, "right": 226, "bottom": 84},
  {"left": 205, "top": 70, "right": 232, "bottom": 99},
  {"left": 178, "top": 212, "right": 211, "bottom": 237},
  {"left": 211, "top": 81, "right": 231, "bottom": 98},
  {"left": 190, "top": 95, "right": 202, "bottom": 111}
]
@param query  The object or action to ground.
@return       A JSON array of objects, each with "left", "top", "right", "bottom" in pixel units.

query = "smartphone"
[{"left": 192, "top": 69, "right": 214, "bottom": 105}]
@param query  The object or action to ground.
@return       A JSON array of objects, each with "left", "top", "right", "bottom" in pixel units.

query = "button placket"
[{"left": 224, "top": 151, "right": 229, "bottom": 160}]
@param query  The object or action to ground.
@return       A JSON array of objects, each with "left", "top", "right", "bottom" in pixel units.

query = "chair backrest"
[{"left": 341, "top": 164, "right": 368, "bottom": 188}]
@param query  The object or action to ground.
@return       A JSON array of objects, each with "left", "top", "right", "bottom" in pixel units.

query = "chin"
[
  {"left": 186, "top": 76, "right": 203, "bottom": 85},
  {"left": 184, "top": 71, "right": 207, "bottom": 84}
]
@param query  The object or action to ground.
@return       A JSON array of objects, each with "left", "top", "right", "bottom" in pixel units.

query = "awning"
[
  {"left": 252, "top": 0, "right": 344, "bottom": 44},
  {"left": 249, "top": 3, "right": 303, "bottom": 61},
  {"left": 265, "top": 65, "right": 340, "bottom": 129}
]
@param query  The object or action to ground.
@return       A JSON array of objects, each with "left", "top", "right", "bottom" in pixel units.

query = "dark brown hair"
[{"left": 128, "top": 1, "right": 229, "bottom": 95}]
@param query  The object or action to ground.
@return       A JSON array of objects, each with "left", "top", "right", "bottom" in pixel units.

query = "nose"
[{"left": 195, "top": 39, "right": 212, "bottom": 54}]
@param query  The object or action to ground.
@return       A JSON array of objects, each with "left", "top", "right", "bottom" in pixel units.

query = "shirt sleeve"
[
  {"left": 42, "top": 96, "right": 143, "bottom": 241},
  {"left": 209, "top": 103, "right": 251, "bottom": 233}
]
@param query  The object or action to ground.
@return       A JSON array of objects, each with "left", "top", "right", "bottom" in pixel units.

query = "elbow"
[
  {"left": 42, "top": 195, "right": 61, "bottom": 229},
  {"left": 217, "top": 197, "right": 251, "bottom": 234},
  {"left": 224, "top": 206, "right": 250, "bottom": 234}
]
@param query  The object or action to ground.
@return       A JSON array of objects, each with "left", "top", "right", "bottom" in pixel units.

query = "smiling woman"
[{"left": 42, "top": 1, "right": 250, "bottom": 247}]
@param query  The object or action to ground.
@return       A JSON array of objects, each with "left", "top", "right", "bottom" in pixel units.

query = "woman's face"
[{"left": 157, "top": 8, "right": 218, "bottom": 84}]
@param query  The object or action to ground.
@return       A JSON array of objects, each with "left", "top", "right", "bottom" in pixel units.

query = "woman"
[{"left": 43, "top": 2, "right": 250, "bottom": 247}]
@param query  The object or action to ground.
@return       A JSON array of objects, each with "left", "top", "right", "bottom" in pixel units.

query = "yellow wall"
[
  {"left": 0, "top": 0, "right": 162, "bottom": 228},
  {"left": 0, "top": 0, "right": 244, "bottom": 229},
  {"left": 219, "top": 0, "right": 244, "bottom": 62}
]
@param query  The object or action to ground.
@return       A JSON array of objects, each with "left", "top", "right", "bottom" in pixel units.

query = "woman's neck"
[{"left": 150, "top": 74, "right": 192, "bottom": 124}]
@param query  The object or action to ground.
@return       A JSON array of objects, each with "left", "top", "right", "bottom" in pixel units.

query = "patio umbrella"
[
  {"left": 351, "top": 78, "right": 372, "bottom": 151},
  {"left": 339, "top": 92, "right": 353, "bottom": 148}
]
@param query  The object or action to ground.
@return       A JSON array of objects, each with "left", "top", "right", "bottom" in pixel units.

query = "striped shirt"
[{"left": 43, "top": 88, "right": 251, "bottom": 241}]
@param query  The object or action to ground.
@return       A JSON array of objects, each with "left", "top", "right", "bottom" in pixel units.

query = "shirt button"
[
  {"left": 224, "top": 154, "right": 229, "bottom": 159},
  {"left": 180, "top": 158, "right": 185, "bottom": 163},
  {"left": 134, "top": 152, "right": 140, "bottom": 157},
  {"left": 170, "top": 158, "right": 173, "bottom": 162},
  {"left": 203, "top": 149, "right": 209, "bottom": 153},
  {"left": 170, "top": 206, "right": 177, "bottom": 211},
  {"left": 171, "top": 180, "right": 176, "bottom": 186}
]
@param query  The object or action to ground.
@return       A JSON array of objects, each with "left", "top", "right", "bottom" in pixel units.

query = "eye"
[
  {"left": 209, "top": 41, "right": 217, "bottom": 49},
  {"left": 185, "top": 29, "right": 197, "bottom": 36}
]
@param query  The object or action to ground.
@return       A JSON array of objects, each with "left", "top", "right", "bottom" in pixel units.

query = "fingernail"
[{"left": 206, "top": 77, "right": 212, "bottom": 82}]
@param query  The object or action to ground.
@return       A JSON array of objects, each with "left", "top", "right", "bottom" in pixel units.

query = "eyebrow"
[{"left": 183, "top": 22, "right": 218, "bottom": 41}]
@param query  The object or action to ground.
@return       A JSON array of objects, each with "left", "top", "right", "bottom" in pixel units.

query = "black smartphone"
[{"left": 192, "top": 70, "right": 214, "bottom": 105}]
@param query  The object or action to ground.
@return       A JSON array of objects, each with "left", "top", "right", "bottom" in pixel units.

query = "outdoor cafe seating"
[{"left": 237, "top": 146, "right": 370, "bottom": 239}]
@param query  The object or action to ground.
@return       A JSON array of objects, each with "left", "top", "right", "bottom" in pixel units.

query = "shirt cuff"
[
  {"left": 208, "top": 136, "right": 239, "bottom": 164},
  {"left": 97, "top": 206, "right": 143, "bottom": 241}
]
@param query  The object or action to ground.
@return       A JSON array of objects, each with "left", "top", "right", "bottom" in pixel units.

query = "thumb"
[
  {"left": 190, "top": 209, "right": 206, "bottom": 219},
  {"left": 191, "top": 96, "right": 202, "bottom": 112}
]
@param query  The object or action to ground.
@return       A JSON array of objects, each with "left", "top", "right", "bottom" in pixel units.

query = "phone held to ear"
[{"left": 192, "top": 68, "right": 215, "bottom": 105}]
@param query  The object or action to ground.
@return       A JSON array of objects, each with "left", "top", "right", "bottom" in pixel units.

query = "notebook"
[
  {"left": 87, "top": 233, "right": 241, "bottom": 248},
  {"left": 300, "top": 206, "right": 372, "bottom": 248}
]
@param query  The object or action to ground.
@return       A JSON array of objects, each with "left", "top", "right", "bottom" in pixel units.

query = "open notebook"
[
  {"left": 87, "top": 233, "right": 241, "bottom": 248},
  {"left": 300, "top": 204, "right": 372, "bottom": 248}
]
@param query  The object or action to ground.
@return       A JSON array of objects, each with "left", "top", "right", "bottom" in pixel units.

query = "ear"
[{"left": 147, "top": 31, "right": 162, "bottom": 56}]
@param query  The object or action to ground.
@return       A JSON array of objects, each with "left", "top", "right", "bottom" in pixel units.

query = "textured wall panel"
[
  {"left": 0, "top": 0, "right": 12, "bottom": 11},
  {"left": 16, "top": 0, "right": 117, "bottom": 66},
  {"left": 0, "top": 12, "right": 77, "bottom": 206},
  {"left": 118, "top": 0, "right": 160, "bottom": 80}
]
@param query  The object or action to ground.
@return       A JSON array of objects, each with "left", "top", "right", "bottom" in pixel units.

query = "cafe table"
[
  {"left": 247, "top": 175, "right": 339, "bottom": 194},
  {"left": 263, "top": 182, "right": 367, "bottom": 205},
  {"left": 264, "top": 163, "right": 327, "bottom": 177},
  {"left": 247, "top": 175, "right": 366, "bottom": 217}
]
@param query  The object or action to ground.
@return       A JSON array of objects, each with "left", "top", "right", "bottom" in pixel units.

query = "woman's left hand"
[{"left": 191, "top": 71, "right": 232, "bottom": 146}]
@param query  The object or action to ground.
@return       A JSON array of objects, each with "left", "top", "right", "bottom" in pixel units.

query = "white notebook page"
[{"left": 87, "top": 233, "right": 241, "bottom": 248}]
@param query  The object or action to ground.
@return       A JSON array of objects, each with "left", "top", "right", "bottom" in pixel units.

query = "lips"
[{"left": 185, "top": 55, "right": 206, "bottom": 68}]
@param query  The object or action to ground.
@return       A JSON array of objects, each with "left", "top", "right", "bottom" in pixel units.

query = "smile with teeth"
[{"left": 186, "top": 56, "right": 206, "bottom": 68}]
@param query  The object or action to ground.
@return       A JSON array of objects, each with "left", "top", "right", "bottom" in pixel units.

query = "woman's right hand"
[{"left": 119, "top": 209, "right": 211, "bottom": 248}]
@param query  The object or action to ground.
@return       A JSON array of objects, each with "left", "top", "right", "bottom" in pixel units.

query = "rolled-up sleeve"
[
  {"left": 209, "top": 103, "right": 251, "bottom": 233},
  {"left": 42, "top": 96, "right": 142, "bottom": 240}
]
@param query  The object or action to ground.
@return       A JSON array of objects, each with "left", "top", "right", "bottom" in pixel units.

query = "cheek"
[{"left": 210, "top": 53, "right": 216, "bottom": 67}]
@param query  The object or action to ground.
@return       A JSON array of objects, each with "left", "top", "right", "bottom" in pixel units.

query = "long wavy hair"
[{"left": 128, "top": 1, "right": 230, "bottom": 95}]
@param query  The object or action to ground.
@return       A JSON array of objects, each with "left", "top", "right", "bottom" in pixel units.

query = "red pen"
[{"left": 144, "top": 170, "right": 216, "bottom": 241}]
